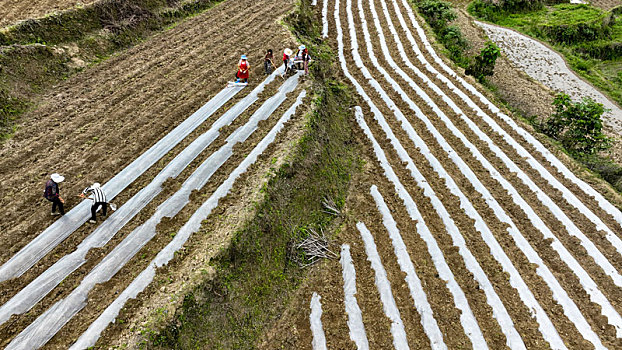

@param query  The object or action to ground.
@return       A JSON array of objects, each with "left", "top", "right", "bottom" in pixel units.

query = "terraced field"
[
  {"left": 303, "top": 0, "right": 622, "bottom": 348},
  {"left": 2, "top": 0, "right": 622, "bottom": 348},
  {"left": 0, "top": 0, "right": 98, "bottom": 27},
  {"left": 0, "top": 0, "right": 308, "bottom": 348}
]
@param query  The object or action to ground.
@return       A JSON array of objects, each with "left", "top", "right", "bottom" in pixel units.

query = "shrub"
[
  {"left": 440, "top": 25, "right": 470, "bottom": 65},
  {"left": 417, "top": 0, "right": 457, "bottom": 31},
  {"left": 465, "top": 41, "right": 500, "bottom": 82},
  {"left": 541, "top": 93, "right": 611, "bottom": 156},
  {"left": 416, "top": 0, "right": 470, "bottom": 67}
]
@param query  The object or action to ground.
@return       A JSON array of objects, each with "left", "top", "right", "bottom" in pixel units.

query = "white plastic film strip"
[{"left": 340, "top": 244, "right": 370, "bottom": 350}]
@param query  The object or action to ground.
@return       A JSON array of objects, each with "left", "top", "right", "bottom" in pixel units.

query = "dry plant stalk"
[
  {"left": 322, "top": 196, "right": 340, "bottom": 216},
  {"left": 296, "top": 228, "right": 338, "bottom": 268}
]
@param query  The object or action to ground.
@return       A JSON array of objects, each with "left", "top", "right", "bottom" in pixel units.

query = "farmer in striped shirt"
[{"left": 80, "top": 182, "right": 107, "bottom": 224}]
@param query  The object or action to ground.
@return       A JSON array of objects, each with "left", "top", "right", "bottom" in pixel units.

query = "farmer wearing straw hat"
[
  {"left": 236, "top": 54, "right": 250, "bottom": 83},
  {"left": 282, "top": 48, "right": 293, "bottom": 76},
  {"left": 44, "top": 173, "right": 65, "bottom": 216},
  {"left": 80, "top": 182, "right": 107, "bottom": 224}
]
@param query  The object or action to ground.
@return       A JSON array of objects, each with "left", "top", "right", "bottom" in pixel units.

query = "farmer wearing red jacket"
[{"left": 236, "top": 55, "right": 250, "bottom": 83}]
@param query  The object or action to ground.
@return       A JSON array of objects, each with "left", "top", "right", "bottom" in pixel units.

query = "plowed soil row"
[
  {"left": 372, "top": 0, "right": 622, "bottom": 323},
  {"left": 0, "top": 0, "right": 294, "bottom": 262},
  {"left": 0, "top": 0, "right": 98, "bottom": 28},
  {"left": 0, "top": 0, "right": 301, "bottom": 347},
  {"left": 262, "top": 0, "right": 622, "bottom": 348}
]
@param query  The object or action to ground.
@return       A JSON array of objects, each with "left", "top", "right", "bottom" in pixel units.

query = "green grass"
[{"left": 139, "top": 2, "right": 359, "bottom": 349}]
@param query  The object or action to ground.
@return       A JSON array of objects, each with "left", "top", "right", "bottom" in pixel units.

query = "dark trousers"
[
  {"left": 51, "top": 198, "right": 64, "bottom": 215},
  {"left": 91, "top": 202, "right": 107, "bottom": 221},
  {"left": 264, "top": 61, "right": 273, "bottom": 75}
]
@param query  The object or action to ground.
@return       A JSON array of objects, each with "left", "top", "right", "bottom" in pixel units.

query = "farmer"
[
  {"left": 80, "top": 182, "right": 107, "bottom": 224},
  {"left": 264, "top": 49, "right": 274, "bottom": 75},
  {"left": 44, "top": 173, "right": 65, "bottom": 216},
  {"left": 282, "top": 48, "right": 293, "bottom": 76},
  {"left": 236, "top": 55, "right": 250, "bottom": 83},
  {"left": 299, "top": 45, "right": 311, "bottom": 75}
]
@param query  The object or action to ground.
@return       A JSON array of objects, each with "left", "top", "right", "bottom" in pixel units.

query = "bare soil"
[
  {"left": 260, "top": 0, "right": 622, "bottom": 348},
  {"left": 3, "top": 0, "right": 622, "bottom": 347},
  {"left": 0, "top": 0, "right": 303, "bottom": 347},
  {"left": 0, "top": 0, "right": 98, "bottom": 28}
]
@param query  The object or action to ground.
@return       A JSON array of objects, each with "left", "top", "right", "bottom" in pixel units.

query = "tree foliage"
[
  {"left": 465, "top": 41, "right": 500, "bottom": 82},
  {"left": 541, "top": 93, "right": 611, "bottom": 156}
]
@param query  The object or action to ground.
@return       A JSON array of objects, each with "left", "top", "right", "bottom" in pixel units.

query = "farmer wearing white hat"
[
  {"left": 80, "top": 182, "right": 107, "bottom": 224},
  {"left": 236, "top": 54, "right": 250, "bottom": 83},
  {"left": 297, "top": 45, "right": 310, "bottom": 75},
  {"left": 44, "top": 173, "right": 65, "bottom": 216}
]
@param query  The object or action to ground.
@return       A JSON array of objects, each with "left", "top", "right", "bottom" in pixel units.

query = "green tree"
[
  {"left": 417, "top": 0, "right": 457, "bottom": 31},
  {"left": 465, "top": 41, "right": 500, "bottom": 82},
  {"left": 542, "top": 93, "right": 611, "bottom": 156}
]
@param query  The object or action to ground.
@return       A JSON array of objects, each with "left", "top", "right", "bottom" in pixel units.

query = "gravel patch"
[{"left": 476, "top": 21, "right": 622, "bottom": 137}]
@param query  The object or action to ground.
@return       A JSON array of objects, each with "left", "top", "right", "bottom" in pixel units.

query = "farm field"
[
  {"left": 1, "top": 0, "right": 622, "bottom": 348},
  {"left": 0, "top": 0, "right": 98, "bottom": 28},
  {"left": 271, "top": 0, "right": 622, "bottom": 348}
]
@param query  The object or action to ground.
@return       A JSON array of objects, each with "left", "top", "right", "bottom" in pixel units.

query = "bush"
[
  {"left": 440, "top": 25, "right": 470, "bottom": 65},
  {"left": 541, "top": 93, "right": 611, "bottom": 156},
  {"left": 465, "top": 41, "right": 500, "bottom": 82},
  {"left": 417, "top": 0, "right": 457, "bottom": 31},
  {"left": 416, "top": 0, "right": 470, "bottom": 67}
]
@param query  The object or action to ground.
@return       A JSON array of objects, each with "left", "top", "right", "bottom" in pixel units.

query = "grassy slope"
[{"left": 143, "top": 2, "right": 359, "bottom": 349}]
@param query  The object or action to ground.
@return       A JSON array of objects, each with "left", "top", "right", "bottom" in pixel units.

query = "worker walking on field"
[
  {"left": 44, "top": 173, "right": 65, "bottom": 216},
  {"left": 264, "top": 49, "right": 274, "bottom": 75},
  {"left": 236, "top": 55, "right": 250, "bottom": 83},
  {"left": 80, "top": 182, "right": 107, "bottom": 224}
]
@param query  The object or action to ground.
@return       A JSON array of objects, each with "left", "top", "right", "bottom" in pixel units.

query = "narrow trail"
[{"left": 309, "top": 0, "right": 622, "bottom": 348}]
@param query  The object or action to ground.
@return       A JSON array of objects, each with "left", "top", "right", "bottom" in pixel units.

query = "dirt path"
[
  {"left": 0, "top": 0, "right": 98, "bottom": 28},
  {"left": 262, "top": 0, "right": 622, "bottom": 348}
]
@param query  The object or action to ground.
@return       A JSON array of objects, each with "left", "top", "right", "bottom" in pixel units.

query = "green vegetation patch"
[
  {"left": 415, "top": 0, "right": 471, "bottom": 67},
  {"left": 141, "top": 2, "right": 358, "bottom": 349}
]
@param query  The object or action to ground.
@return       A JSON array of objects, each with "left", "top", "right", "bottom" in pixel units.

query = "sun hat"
[
  {"left": 241, "top": 54, "right": 247, "bottom": 60},
  {"left": 92, "top": 182, "right": 101, "bottom": 188},
  {"left": 284, "top": 48, "right": 293, "bottom": 56},
  {"left": 299, "top": 45, "right": 305, "bottom": 50},
  {"left": 51, "top": 173, "right": 64, "bottom": 183}
]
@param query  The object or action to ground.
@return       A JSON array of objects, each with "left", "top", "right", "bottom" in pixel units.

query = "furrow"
[
  {"left": 370, "top": 185, "right": 446, "bottom": 350},
  {"left": 334, "top": 0, "right": 490, "bottom": 344},
  {"left": 340, "top": 244, "right": 370, "bottom": 350},
  {"left": 382, "top": 0, "right": 622, "bottom": 293},
  {"left": 346, "top": 0, "right": 535, "bottom": 346},
  {"left": 5, "top": 73, "right": 302, "bottom": 350},
  {"left": 0, "top": 85, "right": 244, "bottom": 282},
  {"left": 0, "top": 68, "right": 284, "bottom": 326},
  {"left": 310, "top": 292, "right": 327, "bottom": 350},
  {"left": 391, "top": 0, "right": 622, "bottom": 239},
  {"left": 69, "top": 89, "right": 306, "bottom": 350},
  {"left": 323, "top": 0, "right": 329, "bottom": 37},
  {"left": 365, "top": 0, "right": 622, "bottom": 341},
  {"left": 356, "top": 221, "right": 409, "bottom": 350}
]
